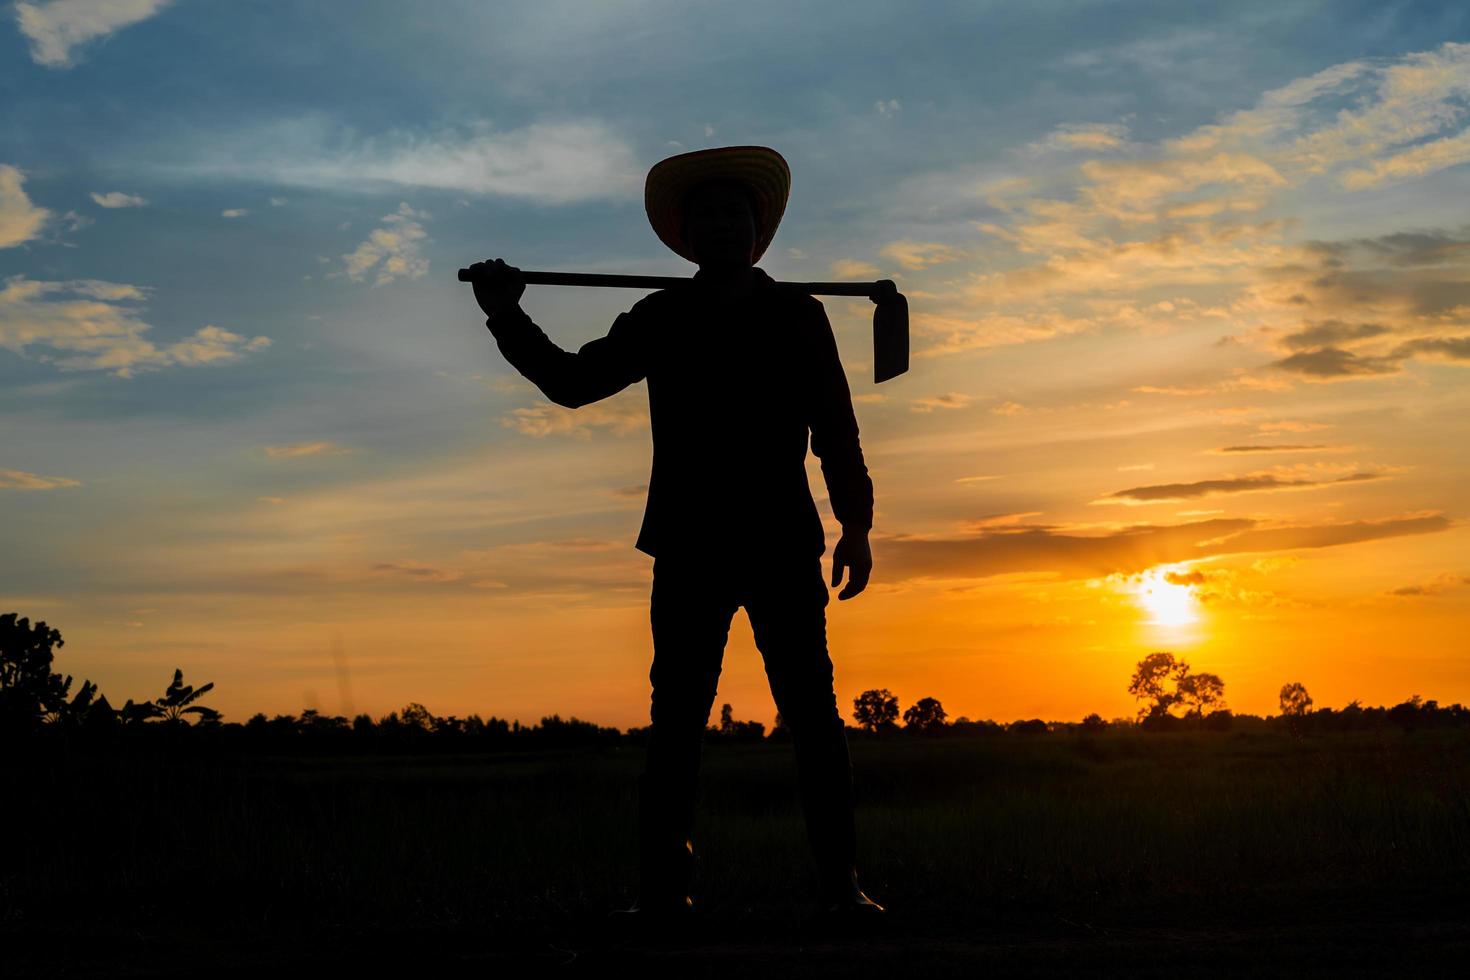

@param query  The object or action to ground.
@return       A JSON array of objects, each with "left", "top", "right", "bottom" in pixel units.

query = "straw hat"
[{"left": 644, "top": 145, "right": 791, "bottom": 264}]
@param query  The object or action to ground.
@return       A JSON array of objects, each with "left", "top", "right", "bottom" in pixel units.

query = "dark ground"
[{"left": 5, "top": 730, "right": 1468, "bottom": 976}]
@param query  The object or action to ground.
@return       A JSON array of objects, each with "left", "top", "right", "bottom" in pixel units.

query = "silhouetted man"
[{"left": 467, "top": 145, "right": 882, "bottom": 918}]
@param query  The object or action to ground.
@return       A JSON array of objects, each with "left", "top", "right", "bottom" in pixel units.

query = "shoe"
[
  {"left": 629, "top": 833, "right": 694, "bottom": 912},
  {"left": 819, "top": 867, "right": 886, "bottom": 916},
  {"left": 609, "top": 895, "right": 694, "bottom": 918},
  {"left": 607, "top": 895, "right": 694, "bottom": 942}
]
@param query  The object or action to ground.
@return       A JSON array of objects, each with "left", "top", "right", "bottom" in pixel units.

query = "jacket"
[{"left": 485, "top": 266, "right": 874, "bottom": 559}]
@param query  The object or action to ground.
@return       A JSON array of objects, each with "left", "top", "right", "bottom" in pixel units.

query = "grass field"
[{"left": 6, "top": 729, "right": 1469, "bottom": 976}]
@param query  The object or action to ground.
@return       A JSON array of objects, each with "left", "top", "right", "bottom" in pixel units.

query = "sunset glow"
[{"left": 1130, "top": 568, "right": 1201, "bottom": 628}]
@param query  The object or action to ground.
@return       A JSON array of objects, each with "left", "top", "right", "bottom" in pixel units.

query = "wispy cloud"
[
  {"left": 609, "top": 484, "right": 648, "bottom": 498},
  {"left": 879, "top": 514, "right": 1452, "bottom": 583},
  {"left": 0, "top": 165, "right": 51, "bottom": 248},
  {"left": 0, "top": 468, "right": 81, "bottom": 489},
  {"left": 1027, "top": 122, "right": 1130, "bottom": 154},
  {"left": 502, "top": 392, "right": 648, "bottom": 438},
  {"left": 14, "top": 0, "right": 174, "bottom": 68},
  {"left": 900, "top": 43, "right": 1470, "bottom": 366},
  {"left": 371, "top": 560, "right": 462, "bottom": 584},
  {"left": 1097, "top": 471, "right": 1386, "bottom": 504},
  {"left": 910, "top": 392, "right": 972, "bottom": 413},
  {"left": 221, "top": 208, "right": 249, "bottom": 219},
  {"left": 262, "top": 441, "right": 352, "bottom": 459},
  {"left": 0, "top": 277, "right": 270, "bottom": 376},
  {"left": 1257, "top": 420, "right": 1331, "bottom": 434},
  {"left": 1211, "top": 444, "right": 1340, "bottom": 454},
  {"left": 880, "top": 240, "right": 959, "bottom": 270},
  {"left": 1271, "top": 333, "right": 1470, "bottom": 380},
  {"left": 90, "top": 190, "right": 148, "bottom": 209},
  {"left": 1132, "top": 375, "right": 1292, "bottom": 397},
  {"left": 340, "top": 202, "right": 428, "bottom": 285},
  {"left": 830, "top": 258, "right": 881, "bottom": 279},
  {"left": 958, "top": 511, "right": 1045, "bottom": 531},
  {"left": 1388, "top": 573, "right": 1470, "bottom": 597},
  {"left": 175, "top": 117, "right": 641, "bottom": 204}
]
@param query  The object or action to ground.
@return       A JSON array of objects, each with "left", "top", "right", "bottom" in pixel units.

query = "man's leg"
[
  {"left": 742, "top": 556, "right": 863, "bottom": 901},
  {"left": 636, "top": 553, "right": 738, "bottom": 909}
]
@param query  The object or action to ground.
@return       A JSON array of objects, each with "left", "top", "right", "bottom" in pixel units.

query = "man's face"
[{"left": 683, "top": 181, "right": 758, "bottom": 269}]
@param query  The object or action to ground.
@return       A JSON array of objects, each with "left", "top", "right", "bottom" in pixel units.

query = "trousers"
[{"left": 636, "top": 548, "right": 858, "bottom": 901}]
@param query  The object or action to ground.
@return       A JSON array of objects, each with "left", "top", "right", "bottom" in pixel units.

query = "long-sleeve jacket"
[{"left": 485, "top": 266, "right": 874, "bottom": 559}]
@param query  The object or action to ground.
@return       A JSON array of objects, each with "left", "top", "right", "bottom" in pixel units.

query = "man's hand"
[
  {"left": 467, "top": 257, "right": 526, "bottom": 320},
  {"left": 830, "top": 531, "right": 872, "bottom": 600}
]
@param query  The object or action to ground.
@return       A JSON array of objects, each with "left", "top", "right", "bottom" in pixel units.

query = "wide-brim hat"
[{"left": 644, "top": 145, "right": 790, "bottom": 264}]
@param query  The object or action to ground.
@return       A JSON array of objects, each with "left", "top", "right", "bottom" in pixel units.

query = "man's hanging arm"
[
  {"left": 807, "top": 301, "right": 875, "bottom": 600},
  {"left": 808, "top": 302, "right": 875, "bottom": 534}
]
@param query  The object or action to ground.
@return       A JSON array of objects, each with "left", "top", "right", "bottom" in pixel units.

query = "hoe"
[{"left": 458, "top": 267, "right": 909, "bottom": 384}]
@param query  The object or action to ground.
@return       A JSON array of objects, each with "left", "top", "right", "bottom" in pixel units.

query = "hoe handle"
[
  {"left": 457, "top": 267, "right": 895, "bottom": 299},
  {"left": 458, "top": 268, "right": 908, "bottom": 382}
]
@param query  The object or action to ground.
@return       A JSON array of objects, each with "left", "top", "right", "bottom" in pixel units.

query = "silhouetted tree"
[
  {"left": 711, "top": 702, "right": 765, "bottom": 740},
  {"left": 52, "top": 679, "right": 116, "bottom": 730},
  {"left": 1128, "top": 652, "right": 1189, "bottom": 721},
  {"left": 1279, "top": 682, "right": 1313, "bottom": 718},
  {"left": 951, "top": 717, "right": 1004, "bottom": 735},
  {"left": 1389, "top": 694, "right": 1425, "bottom": 732},
  {"left": 298, "top": 709, "right": 348, "bottom": 733},
  {"left": 0, "top": 613, "right": 75, "bottom": 730},
  {"left": 1081, "top": 712, "right": 1108, "bottom": 732},
  {"left": 1202, "top": 708, "right": 1234, "bottom": 731},
  {"left": 852, "top": 688, "right": 900, "bottom": 733},
  {"left": 532, "top": 714, "right": 623, "bottom": 747},
  {"left": 399, "top": 702, "right": 436, "bottom": 731},
  {"left": 153, "top": 668, "right": 221, "bottom": 725},
  {"left": 70, "top": 684, "right": 118, "bottom": 732},
  {"left": 432, "top": 714, "right": 466, "bottom": 736},
  {"left": 120, "top": 698, "right": 164, "bottom": 725},
  {"left": 902, "top": 696, "right": 947, "bottom": 732},
  {"left": 768, "top": 710, "right": 791, "bottom": 741},
  {"left": 1176, "top": 672, "right": 1226, "bottom": 720}
]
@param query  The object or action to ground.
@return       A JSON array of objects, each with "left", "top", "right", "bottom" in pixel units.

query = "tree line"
[{"left": 6, "top": 612, "right": 1469, "bottom": 750}]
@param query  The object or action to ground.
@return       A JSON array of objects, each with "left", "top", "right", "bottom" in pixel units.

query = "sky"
[{"left": 2, "top": 0, "right": 1468, "bottom": 729}]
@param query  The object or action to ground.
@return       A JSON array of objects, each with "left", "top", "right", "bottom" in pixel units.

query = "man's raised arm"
[{"left": 471, "top": 258, "right": 648, "bottom": 408}]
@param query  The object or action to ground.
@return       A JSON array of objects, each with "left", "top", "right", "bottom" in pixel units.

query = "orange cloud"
[
  {"left": 880, "top": 240, "right": 960, "bottom": 270},
  {"left": 1387, "top": 573, "right": 1470, "bottom": 597},
  {"left": 877, "top": 513, "right": 1452, "bottom": 583},
  {"left": 1211, "top": 444, "right": 1339, "bottom": 454},
  {"left": 1098, "top": 471, "right": 1386, "bottom": 504},
  {"left": 263, "top": 441, "right": 352, "bottom": 459},
  {"left": 910, "top": 392, "right": 973, "bottom": 413},
  {"left": 0, "top": 467, "right": 81, "bottom": 489},
  {"left": 502, "top": 392, "right": 649, "bottom": 438}
]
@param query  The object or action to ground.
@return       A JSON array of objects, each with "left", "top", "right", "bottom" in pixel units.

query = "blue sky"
[{"left": 3, "top": 1, "right": 1468, "bottom": 725}]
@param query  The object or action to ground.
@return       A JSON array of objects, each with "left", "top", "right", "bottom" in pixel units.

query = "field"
[{"left": 5, "top": 729, "right": 1469, "bottom": 976}]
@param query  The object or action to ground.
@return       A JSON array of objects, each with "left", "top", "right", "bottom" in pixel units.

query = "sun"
[{"left": 1131, "top": 566, "right": 1200, "bottom": 626}]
